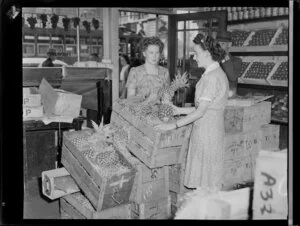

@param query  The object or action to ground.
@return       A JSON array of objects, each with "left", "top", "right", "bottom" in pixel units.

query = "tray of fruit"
[
  {"left": 267, "top": 58, "right": 288, "bottom": 86},
  {"left": 240, "top": 58, "right": 277, "bottom": 85}
]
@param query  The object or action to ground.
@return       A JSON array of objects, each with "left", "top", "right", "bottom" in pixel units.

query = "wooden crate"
[
  {"left": 222, "top": 154, "right": 254, "bottom": 190},
  {"left": 224, "top": 101, "right": 271, "bottom": 134},
  {"left": 131, "top": 196, "right": 171, "bottom": 219},
  {"left": 62, "top": 132, "right": 136, "bottom": 211},
  {"left": 224, "top": 129, "right": 261, "bottom": 161},
  {"left": 111, "top": 110, "right": 192, "bottom": 168},
  {"left": 168, "top": 145, "right": 189, "bottom": 193},
  {"left": 114, "top": 146, "right": 170, "bottom": 204},
  {"left": 60, "top": 192, "right": 131, "bottom": 219}
]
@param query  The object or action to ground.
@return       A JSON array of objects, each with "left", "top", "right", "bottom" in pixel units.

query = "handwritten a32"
[{"left": 260, "top": 172, "right": 276, "bottom": 215}]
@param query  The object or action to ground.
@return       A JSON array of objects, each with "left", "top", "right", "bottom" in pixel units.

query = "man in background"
[
  {"left": 39, "top": 48, "right": 56, "bottom": 67},
  {"left": 217, "top": 31, "right": 242, "bottom": 98}
]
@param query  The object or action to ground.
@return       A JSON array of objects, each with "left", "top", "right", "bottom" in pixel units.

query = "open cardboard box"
[{"left": 39, "top": 78, "right": 82, "bottom": 118}]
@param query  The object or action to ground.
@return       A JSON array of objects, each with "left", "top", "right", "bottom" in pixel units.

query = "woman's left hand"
[{"left": 154, "top": 123, "right": 176, "bottom": 131}]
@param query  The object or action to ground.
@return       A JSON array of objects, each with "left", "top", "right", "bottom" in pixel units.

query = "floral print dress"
[
  {"left": 125, "top": 65, "right": 170, "bottom": 98},
  {"left": 184, "top": 62, "right": 229, "bottom": 190}
]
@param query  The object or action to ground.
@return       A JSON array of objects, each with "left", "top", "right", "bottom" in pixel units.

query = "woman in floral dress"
[
  {"left": 155, "top": 33, "right": 229, "bottom": 190},
  {"left": 126, "top": 36, "right": 170, "bottom": 100}
]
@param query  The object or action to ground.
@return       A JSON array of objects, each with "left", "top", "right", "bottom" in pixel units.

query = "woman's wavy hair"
[
  {"left": 193, "top": 33, "right": 226, "bottom": 62},
  {"left": 139, "top": 36, "right": 164, "bottom": 54}
]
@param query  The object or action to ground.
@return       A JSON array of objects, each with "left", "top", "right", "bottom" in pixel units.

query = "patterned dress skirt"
[{"left": 184, "top": 109, "right": 225, "bottom": 190}]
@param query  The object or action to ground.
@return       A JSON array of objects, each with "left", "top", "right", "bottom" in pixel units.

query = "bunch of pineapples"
[
  {"left": 121, "top": 72, "right": 189, "bottom": 124},
  {"left": 156, "top": 72, "right": 189, "bottom": 122}
]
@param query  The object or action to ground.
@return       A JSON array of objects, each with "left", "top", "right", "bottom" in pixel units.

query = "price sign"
[{"left": 253, "top": 150, "right": 287, "bottom": 219}]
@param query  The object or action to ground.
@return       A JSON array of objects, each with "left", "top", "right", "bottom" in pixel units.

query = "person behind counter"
[
  {"left": 154, "top": 33, "right": 229, "bottom": 191},
  {"left": 39, "top": 48, "right": 56, "bottom": 67},
  {"left": 126, "top": 36, "right": 170, "bottom": 101},
  {"left": 216, "top": 31, "right": 242, "bottom": 98}
]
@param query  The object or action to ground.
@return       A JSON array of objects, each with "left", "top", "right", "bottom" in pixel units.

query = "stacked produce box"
[
  {"left": 111, "top": 99, "right": 192, "bottom": 219},
  {"left": 23, "top": 87, "right": 43, "bottom": 119},
  {"left": 222, "top": 100, "right": 280, "bottom": 190}
]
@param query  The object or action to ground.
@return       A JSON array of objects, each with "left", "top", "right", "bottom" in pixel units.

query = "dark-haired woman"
[
  {"left": 155, "top": 33, "right": 229, "bottom": 191},
  {"left": 126, "top": 36, "right": 170, "bottom": 101}
]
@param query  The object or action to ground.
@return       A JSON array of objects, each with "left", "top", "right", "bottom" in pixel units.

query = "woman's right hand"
[{"left": 169, "top": 104, "right": 181, "bottom": 115}]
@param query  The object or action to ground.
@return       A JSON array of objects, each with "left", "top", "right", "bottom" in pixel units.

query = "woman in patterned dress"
[
  {"left": 154, "top": 33, "right": 229, "bottom": 190},
  {"left": 125, "top": 36, "right": 170, "bottom": 101}
]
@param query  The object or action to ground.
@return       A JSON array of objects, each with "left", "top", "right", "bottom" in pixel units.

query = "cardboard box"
[
  {"left": 39, "top": 78, "right": 82, "bottom": 117},
  {"left": 253, "top": 150, "right": 287, "bottom": 219},
  {"left": 260, "top": 124, "right": 280, "bottom": 151},
  {"left": 224, "top": 101, "right": 271, "bottom": 134},
  {"left": 23, "top": 87, "right": 41, "bottom": 107},
  {"left": 23, "top": 106, "right": 43, "bottom": 119}
]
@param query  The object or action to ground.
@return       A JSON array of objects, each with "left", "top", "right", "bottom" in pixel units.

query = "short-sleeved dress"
[
  {"left": 184, "top": 62, "right": 229, "bottom": 190},
  {"left": 125, "top": 65, "right": 170, "bottom": 98}
]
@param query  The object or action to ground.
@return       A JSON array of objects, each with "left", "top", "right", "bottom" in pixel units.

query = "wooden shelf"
[
  {"left": 237, "top": 82, "right": 288, "bottom": 90},
  {"left": 227, "top": 15, "right": 289, "bottom": 26},
  {"left": 230, "top": 45, "right": 287, "bottom": 53},
  {"left": 271, "top": 118, "right": 288, "bottom": 125}
]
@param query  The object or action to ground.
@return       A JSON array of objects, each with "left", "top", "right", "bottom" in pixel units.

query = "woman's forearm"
[
  {"left": 178, "top": 107, "right": 196, "bottom": 115},
  {"left": 176, "top": 100, "right": 210, "bottom": 127}
]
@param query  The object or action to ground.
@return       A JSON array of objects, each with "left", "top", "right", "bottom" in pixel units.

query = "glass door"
[{"left": 171, "top": 11, "right": 227, "bottom": 105}]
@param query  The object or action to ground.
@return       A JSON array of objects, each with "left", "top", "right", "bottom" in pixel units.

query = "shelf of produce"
[
  {"left": 230, "top": 45, "right": 287, "bottom": 53},
  {"left": 227, "top": 15, "right": 289, "bottom": 26}
]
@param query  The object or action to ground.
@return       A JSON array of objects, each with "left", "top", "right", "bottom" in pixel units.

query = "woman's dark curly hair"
[
  {"left": 193, "top": 33, "right": 226, "bottom": 62},
  {"left": 139, "top": 36, "right": 164, "bottom": 54}
]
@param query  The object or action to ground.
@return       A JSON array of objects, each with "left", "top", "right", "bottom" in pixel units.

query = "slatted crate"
[
  {"left": 111, "top": 109, "right": 192, "bottom": 168},
  {"left": 62, "top": 131, "right": 137, "bottom": 211},
  {"left": 131, "top": 195, "right": 171, "bottom": 219},
  {"left": 224, "top": 101, "right": 271, "bottom": 134},
  {"left": 113, "top": 145, "right": 170, "bottom": 205},
  {"left": 60, "top": 192, "right": 132, "bottom": 219}
]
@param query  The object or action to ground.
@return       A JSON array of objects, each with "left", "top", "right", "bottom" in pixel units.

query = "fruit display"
[
  {"left": 67, "top": 121, "right": 132, "bottom": 177},
  {"left": 271, "top": 94, "right": 288, "bottom": 122},
  {"left": 244, "top": 62, "right": 275, "bottom": 79},
  {"left": 274, "top": 28, "right": 288, "bottom": 45},
  {"left": 239, "top": 61, "right": 251, "bottom": 77},
  {"left": 270, "top": 61, "right": 288, "bottom": 81},
  {"left": 231, "top": 30, "right": 251, "bottom": 47},
  {"left": 117, "top": 72, "right": 189, "bottom": 125},
  {"left": 247, "top": 29, "right": 277, "bottom": 46}
]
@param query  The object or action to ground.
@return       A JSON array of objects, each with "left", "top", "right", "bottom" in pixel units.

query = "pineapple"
[
  {"left": 158, "top": 104, "right": 174, "bottom": 122},
  {"left": 158, "top": 72, "right": 189, "bottom": 104}
]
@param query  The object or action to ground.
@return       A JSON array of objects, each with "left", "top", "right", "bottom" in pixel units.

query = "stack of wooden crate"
[
  {"left": 57, "top": 129, "right": 137, "bottom": 219},
  {"left": 110, "top": 100, "right": 193, "bottom": 219},
  {"left": 222, "top": 101, "right": 280, "bottom": 190},
  {"left": 167, "top": 101, "right": 280, "bottom": 216}
]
